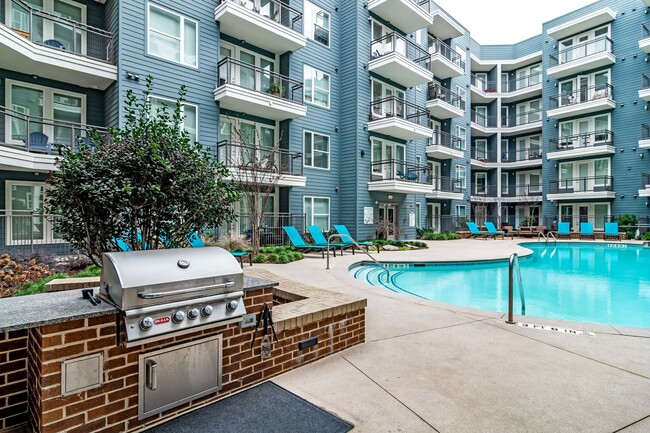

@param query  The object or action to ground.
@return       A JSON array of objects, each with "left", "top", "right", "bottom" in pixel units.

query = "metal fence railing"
[
  {"left": 424, "top": 215, "right": 471, "bottom": 233},
  {"left": 549, "top": 36, "right": 613, "bottom": 67},
  {"left": 642, "top": 173, "right": 650, "bottom": 189},
  {"left": 217, "top": 213, "right": 306, "bottom": 247},
  {"left": 428, "top": 37, "right": 465, "bottom": 70},
  {"left": 500, "top": 147, "right": 543, "bottom": 162},
  {"left": 471, "top": 110, "right": 497, "bottom": 128},
  {"left": 470, "top": 183, "right": 498, "bottom": 197},
  {"left": 429, "top": 176, "right": 463, "bottom": 193},
  {"left": 218, "top": 0, "right": 303, "bottom": 33},
  {"left": 502, "top": 109, "right": 542, "bottom": 127},
  {"left": 370, "top": 96, "right": 428, "bottom": 127},
  {"left": 0, "top": 211, "right": 75, "bottom": 256},
  {"left": 430, "top": 130, "right": 463, "bottom": 151},
  {"left": 471, "top": 74, "right": 497, "bottom": 93},
  {"left": 501, "top": 184, "right": 543, "bottom": 197},
  {"left": 549, "top": 129, "right": 613, "bottom": 152},
  {"left": 471, "top": 147, "right": 497, "bottom": 162},
  {"left": 370, "top": 32, "right": 430, "bottom": 68},
  {"left": 502, "top": 71, "right": 542, "bottom": 92},
  {"left": 217, "top": 57, "right": 304, "bottom": 105},
  {"left": 427, "top": 84, "right": 465, "bottom": 110},
  {"left": 2, "top": 0, "right": 114, "bottom": 62},
  {"left": 549, "top": 83, "right": 614, "bottom": 110},
  {"left": 549, "top": 176, "right": 614, "bottom": 194},
  {"left": 642, "top": 22, "right": 650, "bottom": 39},
  {"left": 370, "top": 160, "right": 430, "bottom": 185},
  {"left": 643, "top": 124, "right": 650, "bottom": 141},
  {"left": 216, "top": 141, "right": 304, "bottom": 177}
]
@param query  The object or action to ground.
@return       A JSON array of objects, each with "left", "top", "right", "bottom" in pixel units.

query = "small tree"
[{"left": 46, "top": 76, "right": 241, "bottom": 264}]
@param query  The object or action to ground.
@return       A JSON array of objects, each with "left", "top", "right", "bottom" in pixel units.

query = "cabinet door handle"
[{"left": 146, "top": 360, "right": 157, "bottom": 390}]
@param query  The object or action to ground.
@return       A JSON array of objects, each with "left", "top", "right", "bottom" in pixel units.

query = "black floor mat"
[{"left": 145, "top": 381, "right": 354, "bottom": 433}]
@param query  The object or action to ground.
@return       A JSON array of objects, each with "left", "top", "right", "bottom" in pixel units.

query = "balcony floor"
[{"left": 214, "top": 84, "right": 307, "bottom": 121}]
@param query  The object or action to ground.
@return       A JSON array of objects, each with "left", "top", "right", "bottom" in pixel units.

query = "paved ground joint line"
[
  {"left": 342, "top": 356, "right": 441, "bottom": 433},
  {"left": 368, "top": 317, "right": 491, "bottom": 343},
  {"left": 612, "top": 413, "right": 650, "bottom": 432}
]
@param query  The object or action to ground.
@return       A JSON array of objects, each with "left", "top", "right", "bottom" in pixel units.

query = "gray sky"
[{"left": 434, "top": 0, "right": 598, "bottom": 45}]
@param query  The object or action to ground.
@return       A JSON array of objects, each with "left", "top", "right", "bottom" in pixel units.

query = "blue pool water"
[{"left": 351, "top": 243, "right": 650, "bottom": 328}]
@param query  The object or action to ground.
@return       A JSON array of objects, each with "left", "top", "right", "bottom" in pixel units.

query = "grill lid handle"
[{"left": 137, "top": 279, "right": 236, "bottom": 299}]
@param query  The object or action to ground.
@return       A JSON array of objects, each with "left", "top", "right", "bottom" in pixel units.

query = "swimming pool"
[{"left": 351, "top": 243, "right": 650, "bottom": 328}]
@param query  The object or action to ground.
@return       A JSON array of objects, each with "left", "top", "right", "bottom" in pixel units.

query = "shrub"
[
  {"left": 214, "top": 233, "right": 251, "bottom": 252},
  {"left": 253, "top": 253, "right": 267, "bottom": 263},
  {"left": 616, "top": 214, "right": 638, "bottom": 240},
  {"left": 639, "top": 231, "right": 650, "bottom": 241},
  {"left": 421, "top": 232, "right": 461, "bottom": 241}
]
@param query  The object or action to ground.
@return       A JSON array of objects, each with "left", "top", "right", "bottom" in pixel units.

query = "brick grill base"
[{"left": 1, "top": 286, "right": 365, "bottom": 433}]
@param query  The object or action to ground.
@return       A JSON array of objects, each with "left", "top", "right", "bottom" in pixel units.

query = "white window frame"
[
  {"left": 5, "top": 181, "right": 64, "bottom": 245},
  {"left": 303, "top": 130, "right": 330, "bottom": 170},
  {"left": 558, "top": 69, "right": 610, "bottom": 105},
  {"left": 559, "top": 25, "right": 610, "bottom": 64},
  {"left": 515, "top": 99, "right": 541, "bottom": 125},
  {"left": 455, "top": 204, "right": 466, "bottom": 218},
  {"left": 150, "top": 95, "right": 198, "bottom": 142},
  {"left": 304, "top": 64, "right": 331, "bottom": 109},
  {"left": 304, "top": 196, "right": 330, "bottom": 229},
  {"left": 415, "top": 202, "right": 421, "bottom": 228},
  {"left": 147, "top": 3, "right": 198, "bottom": 68},
  {"left": 501, "top": 171, "right": 509, "bottom": 194},
  {"left": 558, "top": 114, "right": 610, "bottom": 147},
  {"left": 514, "top": 63, "right": 541, "bottom": 89},
  {"left": 5, "top": 79, "right": 87, "bottom": 146},
  {"left": 456, "top": 125, "right": 467, "bottom": 150},
  {"left": 515, "top": 170, "right": 541, "bottom": 194},
  {"left": 558, "top": 202, "right": 610, "bottom": 231},
  {"left": 371, "top": 80, "right": 405, "bottom": 119},
  {"left": 304, "top": 0, "right": 330, "bottom": 47},
  {"left": 455, "top": 164, "right": 466, "bottom": 189},
  {"left": 515, "top": 135, "right": 541, "bottom": 161}
]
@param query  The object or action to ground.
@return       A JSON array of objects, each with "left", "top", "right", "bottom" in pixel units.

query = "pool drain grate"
[{"left": 517, "top": 322, "right": 595, "bottom": 337}]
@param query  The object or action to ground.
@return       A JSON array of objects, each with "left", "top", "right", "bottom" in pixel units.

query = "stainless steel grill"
[{"left": 99, "top": 247, "right": 246, "bottom": 346}]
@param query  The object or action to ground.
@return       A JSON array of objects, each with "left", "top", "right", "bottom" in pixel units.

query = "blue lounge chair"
[
  {"left": 333, "top": 224, "right": 379, "bottom": 253},
  {"left": 113, "top": 237, "right": 131, "bottom": 252},
  {"left": 397, "top": 170, "right": 418, "bottom": 181},
  {"left": 556, "top": 222, "right": 571, "bottom": 239},
  {"left": 466, "top": 222, "right": 490, "bottom": 239},
  {"left": 283, "top": 226, "right": 334, "bottom": 258},
  {"left": 580, "top": 222, "right": 595, "bottom": 240},
  {"left": 604, "top": 222, "right": 620, "bottom": 241},
  {"left": 27, "top": 132, "right": 50, "bottom": 154},
  {"left": 484, "top": 222, "right": 512, "bottom": 239},
  {"left": 188, "top": 231, "right": 205, "bottom": 248},
  {"left": 307, "top": 225, "right": 353, "bottom": 254},
  {"left": 188, "top": 231, "right": 252, "bottom": 265}
]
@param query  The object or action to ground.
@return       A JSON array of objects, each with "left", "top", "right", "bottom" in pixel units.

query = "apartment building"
[{"left": 0, "top": 0, "right": 648, "bottom": 250}]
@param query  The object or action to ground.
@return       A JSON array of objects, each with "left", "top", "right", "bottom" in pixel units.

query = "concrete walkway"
[{"left": 246, "top": 240, "right": 650, "bottom": 433}]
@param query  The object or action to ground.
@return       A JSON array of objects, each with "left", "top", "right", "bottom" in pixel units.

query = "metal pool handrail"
[
  {"left": 538, "top": 231, "right": 557, "bottom": 244},
  {"left": 506, "top": 253, "right": 525, "bottom": 324},
  {"left": 326, "top": 234, "right": 390, "bottom": 279}
]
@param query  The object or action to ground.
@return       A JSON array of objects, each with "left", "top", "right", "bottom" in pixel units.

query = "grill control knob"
[
  {"left": 226, "top": 300, "right": 239, "bottom": 312},
  {"left": 172, "top": 311, "right": 185, "bottom": 324},
  {"left": 201, "top": 305, "right": 214, "bottom": 317},
  {"left": 187, "top": 308, "right": 199, "bottom": 320},
  {"left": 139, "top": 317, "right": 154, "bottom": 331}
]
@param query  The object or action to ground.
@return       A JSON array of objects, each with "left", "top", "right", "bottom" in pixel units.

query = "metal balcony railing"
[
  {"left": 370, "top": 96, "right": 428, "bottom": 127},
  {"left": 428, "top": 37, "right": 465, "bottom": 70},
  {"left": 370, "top": 159, "right": 430, "bottom": 185},
  {"left": 470, "top": 183, "right": 497, "bottom": 196},
  {"left": 216, "top": 141, "right": 304, "bottom": 177},
  {"left": 218, "top": 0, "right": 303, "bottom": 33},
  {"left": 471, "top": 110, "right": 497, "bottom": 127},
  {"left": 549, "top": 129, "right": 613, "bottom": 151},
  {"left": 2, "top": 0, "right": 114, "bottom": 62},
  {"left": 502, "top": 72, "right": 542, "bottom": 93},
  {"left": 642, "top": 124, "right": 650, "bottom": 140},
  {"left": 221, "top": 212, "right": 306, "bottom": 247},
  {"left": 549, "top": 176, "right": 614, "bottom": 194},
  {"left": 429, "top": 176, "right": 464, "bottom": 193},
  {"left": 546, "top": 214, "right": 616, "bottom": 232},
  {"left": 642, "top": 22, "right": 650, "bottom": 39},
  {"left": 471, "top": 147, "right": 497, "bottom": 162},
  {"left": 0, "top": 105, "right": 108, "bottom": 154},
  {"left": 501, "top": 184, "right": 543, "bottom": 197},
  {"left": 549, "top": 36, "right": 613, "bottom": 67},
  {"left": 471, "top": 74, "right": 497, "bottom": 92},
  {"left": 370, "top": 32, "right": 430, "bottom": 68},
  {"left": 642, "top": 173, "right": 650, "bottom": 189},
  {"left": 217, "top": 57, "right": 304, "bottom": 105},
  {"left": 502, "top": 109, "right": 542, "bottom": 127},
  {"left": 549, "top": 83, "right": 614, "bottom": 109},
  {"left": 427, "top": 84, "right": 465, "bottom": 110},
  {"left": 430, "top": 130, "right": 463, "bottom": 151},
  {"left": 643, "top": 73, "right": 650, "bottom": 90},
  {"left": 500, "top": 147, "right": 543, "bottom": 162}
]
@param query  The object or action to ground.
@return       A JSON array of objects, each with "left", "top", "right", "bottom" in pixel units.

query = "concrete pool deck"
[{"left": 246, "top": 239, "right": 650, "bottom": 433}]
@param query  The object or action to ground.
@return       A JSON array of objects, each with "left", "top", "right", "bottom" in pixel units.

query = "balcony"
[
  {"left": 368, "top": 0, "right": 433, "bottom": 34},
  {"left": 428, "top": 37, "right": 464, "bottom": 79},
  {"left": 470, "top": 111, "right": 497, "bottom": 137},
  {"left": 214, "top": 57, "right": 306, "bottom": 121},
  {"left": 426, "top": 84, "right": 464, "bottom": 119},
  {"left": 470, "top": 148, "right": 497, "bottom": 170},
  {"left": 501, "top": 184, "right": 543, "bottom": 203},
  {"left": 470, "top": 183, "right": 498, "bottom": 202},
  {"left": 216, "top": 141, "right": 306, "bottom": 187},
  {"left": 640, "top": 23, "right": 650, "bottom": 53},
  {"left": 426, "top": 130, "right": 464, "bottom": 159},
  {"left": 548, "top": 130, "right": 615, "bottom": 160},
  {"left": 640, "top": 124, "right": 650, "bottom": 149},
  {"left": 499, "top": 148, "right": 543, "bottom": 168},
  {"left": 639, "top": 173, "right": 650, "bottom": 198},
  {"left": 547, "top": 84, "right": 615, "bottom": 120},
  {"left": 425, "top": 176, "right": 464, "bottom": 200},
  {"left": 214, "top": 0, "right": 306, "bottom": 53},
  {"left": 501, "top": 110, "right": 542, "bottom": 135},
  {"left": 427, "top": 8, "right": 464, "bottom": 41},
  {"left": 368, "top": 97, "right": 432, "bottom": 141},
  {"left": 368, "top": 160, "right": 433, "bottom": 194},
  {"left": 369, "top": 33, "right": 431, "bottom": 87},
  {"left": 470, "top": 75, "right": 497, "bottom": 104},
  {"left": 639, "top": 73, "right": 650, "bottom": 101},
  {"left": 501, "top": 72, "right": 542, "bottom": 102},
  {"left": 547, "top": 37, "right": 615, "bottom": 80},
  {"left": 0, "top": 0, "right": 116, "bottom": 90},
  {"left": 546, "top": 7, "right": 616, "bottom": 41},
  {"left": 0, "top": 105, "right": 107, "bottom": 172},
  {"left": 547, "top": 176, "right": 615, "bottom": 201}
]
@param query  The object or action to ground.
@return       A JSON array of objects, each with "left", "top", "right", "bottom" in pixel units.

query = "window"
[
  {"left": 514, "top": 63, "right": 541, "bottom": 89},
  {"left": 455, "top": 164, "right": 466, "bottom": 189},
  {"left": 304, "top": 65, "right": 330, "bottom": 108},
  {"left": 304, "top": 1, "right": 330, "bottom": 47},
  {"left": 501, "top": 172, "right": 509, "bottom": 194},
  {"left": 371, "top": 80, "right": 405, "bottom": 118},
  {"left": 304, "top": 196, "right": 330, "bottom": 230},
  {"left": 6, "top": 80, "right": 86, "bottom": 147},
  {"left": 559, "top": 26, "right": 610, "bottom": 64},
  {"left": 455, "top": 205, "right": 466, "bottom": 218},
  {"left": 6, "top": 181, "right": 62, "bottom": 245},
  {"left": 515, "top": 99, "right": 541, "bottom": 125},
  {"left": 558, "top": 114, "right": 610, "bottom": 147},
  {"left": 150, "top": 96, "right": 198, "bottom": 143},
  {"left": 372, "top": 138, "right": 405, "bottom": 178},
  {"left": 559, "top": 70, "right": 610, "bottom": 106},
  {"left": 304, "top": 131, "right": 330, "bottom": 169},
  {"left": 456, "top": 126, "right": 467, "bottom": 150},
  {"left": 415, "top": 203, "right": 421, "bottom": 228},
  {"left": 148, "top": 3, "right": 197, "bottom": 67}
]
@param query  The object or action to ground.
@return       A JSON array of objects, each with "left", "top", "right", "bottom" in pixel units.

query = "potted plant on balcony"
[{"left": 267, "top": 82, "right": 284, "bottom": 97}]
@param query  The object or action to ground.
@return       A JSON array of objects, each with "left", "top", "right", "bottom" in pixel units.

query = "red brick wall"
[
  {"left": 0, "top": 330, "right": 29, "bottom": 432},
  {"left": 16, "top": 286, "right": 365, "bottom": 433}
]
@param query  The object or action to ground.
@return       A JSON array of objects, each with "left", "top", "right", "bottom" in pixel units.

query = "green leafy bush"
[
  {"left": 253, "top": 253, "right": 267, "bottom": 263},
  {"left": 616, "top": 214, "right": 638, "bottom": 240},
  {"left": 421, "top": 232, "right": 461, "bottom": 241},
  {"left": 639, "top": 231, "right": 650, "bottom": 240}
]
